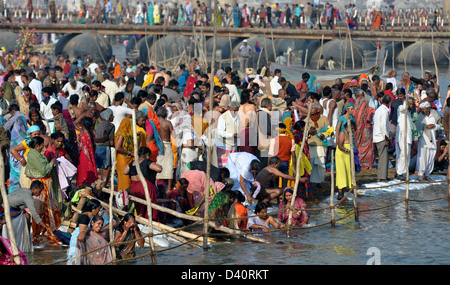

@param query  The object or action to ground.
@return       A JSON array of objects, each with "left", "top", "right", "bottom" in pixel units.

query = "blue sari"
[
  {"left": 147, "top": 4, "right": 154, "bottom": 25},
  {"left": 8, "top": 116, "right": 28, "bottom": 193}
]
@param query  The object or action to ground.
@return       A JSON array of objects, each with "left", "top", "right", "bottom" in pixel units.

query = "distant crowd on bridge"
[{"left": 0, "top": 1, "right": 447, "bottom": 33}]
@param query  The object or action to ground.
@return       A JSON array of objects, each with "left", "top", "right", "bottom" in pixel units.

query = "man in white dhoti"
[
  {"left": 415, "top": 101, "right": 437, "bottom": 181},
  {"left": 395, "top": 102, "right": 412, "bottom": 180}
]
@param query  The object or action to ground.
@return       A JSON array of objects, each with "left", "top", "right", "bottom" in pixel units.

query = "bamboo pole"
[
  {"left": 346, "top": 117, "right": 358, "bottom": 221},
  {"left": 375, "top": 40, "right": 379, "bottom": 66},
  {"left": 263, "top": 32, "right": 268, "bottom": 63},
  {"left": 392, "top": 41, "right": 395, "bottom": 71},
  {"left": 131, "top": 110, "right": 157, "bottom": 263},
  {"left": 420, "top": 41, "right": 424, "bottom": 77},
  {"left": 228, "top": 32, "right": 233, "bottom": 69},
  {"left": 330, "top": 149, "right": 336, "bottom": 227},
  {"left": 404, "top": 101, "right": 410, "bottom": 219},
  {"left": 383, "top": 49, "right": 388, "bottom": 75},
  {"left": 286, "top": 103, "right": 312, "bottom": 237},
  {"left": 270, "top": 30, "right": 277, "bottom": 63},
  {"left": 203, "top": 0, "right": 219, "bottom": 250},
  {"left": 347, "top": 25, "right": 355, "bottom": 70},
  {"left": 257, "top": 47, "right": 264, "bottom": 70},
  {"left": 343, "top": 33, "right": 348, "bottom": 70},
  {"left": 431, "top": 32, "right": 440, "bottom": 102},
  {"left": 317, "top": 34, "right": 324, "bottom": 69},
  {"left": 99, "top": 187, "right": 268, "bottom": 243},
  {"left": 304, "top": 49, "right": 308, "bottom": 68},
  {"left": 401, "top": 39, "right": 407, "bottom": 72},
  {"left": 108, "top": 156, "right": 117, "bottom": 261},
  {"left": 0, "top": 150, "right": 21, "bottom": 265}
]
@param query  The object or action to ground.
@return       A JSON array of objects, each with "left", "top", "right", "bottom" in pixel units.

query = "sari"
[
  {"left": 181, "top": 170, "right": 222, "bottom": 216},
  {"left": 208, "top": 192, "right": 230, "bottom": 228},
  {"left": 227, "top": 202, "right": 248, "bottom": 230},
  {"left": 8, "top": 115, "right": 28, "bottom": 193},
  {"left": 147, "top": 3, "right": 154, "bottom": 25},
  {"left": 0, "top": 236, "right": 28, "bottom": 265},
  {"left": 26, "top": 148, "right": 62, "bottom": 245},
  {"left": 293, "top": 129, "right": 311, "bottom": 199},
  {"left": 372, "top": 10, "right": 383, "bottom": 30},
  {"left": 278, "top": 195, "right": 309, "bottom": 226},
  {"left": 77, "top": 131, "right": 98, "bottom": 186},
  {"left": 114, "top": 225, "right": 138, "bottom": 259},
  {"left": 354, "top": 95, "right": 376, "bottom": 169},
  {"left": 73, "top": 231, "right": 112, "bottom": 265},
  {"left": 115, "top": 119, "right": 146, "bottom": 191}
]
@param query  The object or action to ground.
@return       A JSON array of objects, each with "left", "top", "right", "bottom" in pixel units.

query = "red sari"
[
  {"left": 354, "top": 95, "right": 376, "bottom": 169},
  {"left": 76, "top": 131, "right": 98, "bottom": 186}
]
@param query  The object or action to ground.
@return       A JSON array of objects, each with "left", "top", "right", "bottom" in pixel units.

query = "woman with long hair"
[
  {"left": 277, "top": 187, "right": 309, "bottom": 226},
  {"left": 123, "top": 146, "right": 162, "bottom": 220},
  {"left": 25, "top": 136, "right": 62, "bottom": 245},
  {"left": 75, "top": 215, "right": 112, "bottom": 265},
  {"left": 115, "top": 116, "right": 146, "bottom": 191},
  {"left": 76, "top": 116, "right": 98, "bottom": 186},
  {"left": 113, "top": 213, "right": 144, "bottom": 260}
]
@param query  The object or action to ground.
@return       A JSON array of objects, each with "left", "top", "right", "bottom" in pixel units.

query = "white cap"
[{"left": 243, "top": 39, "right": 248, "bottom": 43}]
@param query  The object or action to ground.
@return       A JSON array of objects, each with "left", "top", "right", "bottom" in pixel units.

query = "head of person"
[
  {"left": 382, "top": 94, "right": 392, "bottom": 106},
  {"left": 29, "top": 108, "right": 42, "bottom": 122},
  {"left": 30, "top": 180, "right": 45, "bottom": 197},
  {"left": 254, "top": 201, "right": 269, "bottom": 218},
  {"left": 302, "top": 72, "right": 310, "bottom": 82},
  {"left": 419, "top": 101, "right": 431, "bottom": 115},
  {"left": 268, "top": 156, "right": 281, "bottom": 169},
  {"left": 27, "top": 125, "right": 41, "bottom": 140},
  {"left": 136, "top": 110, "right": 147, "bottom": 127},
  {"left": 82, "top": 198, "right": 102, "bottom": 215},
  {"left": 259, "top": 97, "right": 272, "bottom": 111},
  {"left": 51, "top": 131, "right": 65, "bottom": 149},
  {"left": 51, "top": 102, "right": 63, "bottom": 116},
  {"left": 250, "top": 159, "right": 261, "bottom": 176},
  {"left": 90, "top": 215, "right": 105, "bottom": 232},
  {"left": 282, "top": 187, "right": 295, "bottom": 204},
  {"left": 178, "top": 178, "right": 189, "bottom": 192},
  {"left": 28, "top": 136, "right": 45, "bottom": 153},
  {"left": 100, "top": 108, "right": 114, "bottom": 122},
  {"left": 118, "top": 213, "right": 137, "bottom": 229},
  {"left": 138, "top": 146, "right": 151, "bottom": 159},
  {"left": 228, "top": 101, "right": 240, "bottom": 116}
]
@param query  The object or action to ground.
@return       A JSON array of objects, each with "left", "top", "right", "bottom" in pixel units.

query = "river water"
[{"left": 20, "top": 43, "right": 450, "bottom": 267}]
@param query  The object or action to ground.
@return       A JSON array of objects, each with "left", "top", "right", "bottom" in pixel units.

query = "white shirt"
[
  {"left": 28, "top": 78, "right": 43, "bottom": 103},
  {"left": 88, "top": 63, "right": 99, "bottom": 75},
  {"left": 40, "top": 96, "right": 58, "bottom": 120},
  {"left": 215, "top": 111, "right": 239, "bottom": 150},
  {"left": 62, "top": 81, "right": 85, "bottom": 98},
  {"left": 373, "top": 104, "right": 390, "bottom": 143},
  {"left": 270, "top": 76, "right": 282, "bottom": 96},
  {"left": 102, "top": 79, "right": 119, "bottom": 104},
  {"left": 108, "top": 105, "right": 133, "bottom": 133}
]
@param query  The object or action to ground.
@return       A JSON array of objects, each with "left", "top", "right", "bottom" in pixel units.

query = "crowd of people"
[
  {"left": 0, "top": 43, "right": 448, "bottom": 264},
  {"left": 0, "top": 1, "right": 446, "bottom": 32}
]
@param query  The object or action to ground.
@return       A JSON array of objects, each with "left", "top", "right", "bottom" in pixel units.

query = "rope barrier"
[{"left": 37, "top": 166, "right": 450, "bottom": 265}]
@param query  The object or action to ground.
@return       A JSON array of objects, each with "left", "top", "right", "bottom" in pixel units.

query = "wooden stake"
[
  {"left": 203, "top": 0, "right": 219, "bottom": 250},
  {"left": 0, "top": 150, "right": 21, "bottom": 265},
  {"left": 392, "top": 41, "right": 395, "bottom": 71},
  {"left": 330, "top": 149, "right": 336, "bottom": 227},
  {"left": 131, "top": 110, "right": 157, "bottom": 263},
  {"left": 421, "top": 41, "right": 424, "bottom": 77},
  {"left": 346, "top": 117, "right": 358, "bottom": 221},
  {"left": 108, "top": 157, "right": 117, "bottom": 262},
  {"left": 287, "top": 103, "right": 312, "bottom": 237},
  {"left": 317, "top": 34, "right": 324, "bottom": 69},
  {"left": 403, "top": 101, "right": 410, "bottom": 219},
  {"left": 304, "top": 49, "right": 308, "bottom": 68},
  {"left": 228, "top": 32, "right": 233, "bottom": 70}
]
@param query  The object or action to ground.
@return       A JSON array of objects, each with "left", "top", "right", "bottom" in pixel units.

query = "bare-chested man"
[{"left": 154, "top": 106, "right": 174, "bottom": 193}]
